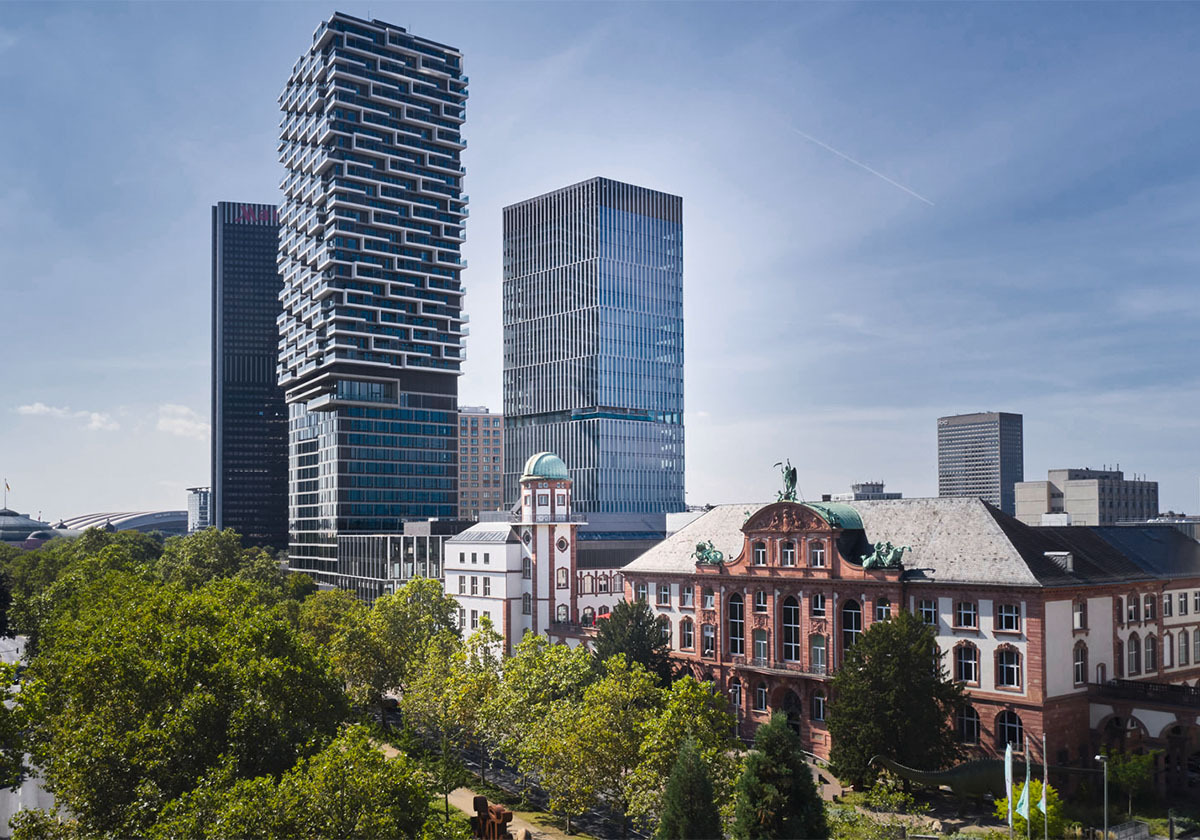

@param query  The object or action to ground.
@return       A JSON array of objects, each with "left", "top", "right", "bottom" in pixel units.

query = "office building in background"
[
  {"left": 187, "top": 486, "right": 211, "bottom": 533},
  {"left": 458, "top": 406, "right": 504, "bottom": 520},
  {"left": 211, "top": 201, "right": 287, "bottom": 548},
  {"left": 502, "top": 177, "right": 684, "bottom": 517},
  {"left": 1015, "top": 467, "right": 1159, "bottom": 526},
  {"left": 277, "top": 14, "right": 468, "bottom": 595},
  {"left": 937, "top": 411, "right": 1024, "bottom": 514}
]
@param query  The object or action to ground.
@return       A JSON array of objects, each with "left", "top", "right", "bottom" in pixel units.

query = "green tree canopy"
[
  {"left": 594, "top": 598, "right": 674, "bottom": 684},
  {"left": 733, "top": 713, "right": 827, "bottom": 840},
  {"left": 993, "top": 780, "right": 1065, "bottom": 838},
  {"left": 298, "top": 588, "right": 367, "bottom": 649},
  {"left": 656, "top": 740, "right": 723, "bottom": 840},
  {"left": 828, "top": 609, "right": 964, "bottom": 787},
  {"left": 1103, "top": 749, "right": 1161, "bottom": 815},
  {"left": 21, "top": 573, "right": 347, "bottom": 837}
]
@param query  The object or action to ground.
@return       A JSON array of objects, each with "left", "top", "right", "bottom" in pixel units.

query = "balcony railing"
[
  {"left": 730, "top": 655, "right": 832, "bottom": 678},
  {"left": 1093, "top": 678, "right": 1200, "bottom": 708},
  {"left": 508, "top": 512, "right": 587, "bottom": 524}
]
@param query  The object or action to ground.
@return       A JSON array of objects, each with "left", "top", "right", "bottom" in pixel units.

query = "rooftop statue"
[
  {"left": 692, "top": 540, "right": 724, "bottom": 565},
  {"left": 773, "top": 459, "right": 798, "bottom": 503},
  {"left": 862, "top": 540, "right": 909, "bottom": 570}
]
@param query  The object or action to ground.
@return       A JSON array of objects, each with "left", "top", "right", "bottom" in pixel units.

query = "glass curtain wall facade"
[
  {"left": 503, "top": 177, "right": 684, "bottom": 514},
  {"left": 211, "top": 202, "right": 288, "bottom": 548},
  {"left": 937, "top": 411, "right": 1024, "bottom": 514},
  {"left": 278, "top": 13, "right": 467, "bottom": 588}
]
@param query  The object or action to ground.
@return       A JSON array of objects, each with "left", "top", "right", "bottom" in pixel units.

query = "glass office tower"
[
  {"left": 278, "top": 14, "right": 468, "bottom": 594},
  {"left": 503, "top": 177, "right": 684, "bottom": 515},
  {"left": 211, "top": 202, "right": 287, "bottom": 548},
  {"left": 937, "top": 411, "right": 1024, "bottom": 514}
]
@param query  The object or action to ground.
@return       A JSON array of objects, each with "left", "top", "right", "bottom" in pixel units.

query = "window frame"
[
  {"left": 657, "top": 583, "right": 671, "bottom": 607},
  {"left": 995, "top": 646, "right": 1022, "bottom": 689},
  {"left": 680, "top": 618, "right": 694, "bottom": 650},
  {"left": 782, "top": 597, "right": 801, "bottom": 662},
  {"left": 752, "top": 542, "right": 767, "bottom": 566},
  {"left": 1073, "top": 642, "right": 1088, "bottom": 686},
  {"left": 810, "top": 593, "right": 826, "bottom": 618},
  {"left": 995, "top": 603, "right": 1021, "bottom": 633},
  {"left": 955, "top": 642, "right": 980, "bottom": 685},
  {"left": 954, "top": 601, "right": 978, "bottom": 629},
  {"left": 754, "top": 590, "right": 768, "bottom": 613},
  {"left": 781, "top": 541, "right": 796, "bottom": 567},
  {"left": 919, "top": 599, "right": 937, "bottom": 626},
  {"left": 809, "top": 541, "right": 826, "bottom": 568},
  {"left": 728, "top": 594, "right": 745, "bottom": 656}
]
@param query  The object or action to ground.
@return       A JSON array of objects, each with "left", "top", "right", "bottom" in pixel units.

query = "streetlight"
[{"left": 1094, "top": 754, "right": 1109, "bottom": 840}]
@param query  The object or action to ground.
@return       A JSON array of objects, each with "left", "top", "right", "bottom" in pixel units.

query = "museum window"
[
  {"left": 919, "top": 599, "right": 937, "bottom": 626},
  {"left": 809, "top": 634, "right": 827, "bottom": 673},
  {"left": 702, "top": 587, "right": 715, "bottom": 609},
  {"left": 728, "top": 594, "right": 745, "bottom": 655},
  {"left": 1144, "top": 594, "right": 1156, "bottom": 621},
  {"left": 1127, "top": 594, "right": 1140, "bottom": 623},
  {"left": 875, "top": 597, "right": 891, "bottom": 622},
  {"left": 635, "top": 581, "right": 648, "bottom": 602},
  {"left": 781, "top": 541, "right": 796, "bottom": 566},
  {"left": 1145, "top": 634, "right": 1157, "bottom": 671},
  {"left": 842, "top": 599, "right": 862, "bottom": 650},
  {"left": 995, "top": 646, "right": 1022, "bottom": 688},
  {"left": 522, "top": 557, "right": 531, "bottom": 579},
  {"left": 556, "top": 604, "right": 568, "bottom": 622},
  {"left": 996, "top": 603, "right": 1021, "bottom": 632},
  {"left": 701, "top": 624, "right": 715, "bottom": 657},
  {"left": 1164, "top": 593, "right": 1173, "bottom": 617},
  {"left": 754, "top": 682, "right": 768, "bottom": 712},
  {"left": 681, "top": 586, "right": 694, "bottom": 608},
  {"left": 482, "top": 577, "right": 490, "bottom": 596},
  {"left": 753, "top": 629, "right": 768, "bottom": 661},
  {"left": 1128, "top": 632, "right": 1141, "bottom": 675},
  {"left": 1073, "top": 600, "right": 1087, "bottom": 630},
  {"left": 1163, "top": 633, "right": 1174, "bottom": 668},
  {"left": 752, "top": 542, "right": 767, "bottom": 566},
  {"left": 657, "top": 583, "right": 670, "bottom": 607},
  {"left": 557, "top": 568, "right": 569, "bottom": 589},
  {"left": 470, "top": 576, "right": 478, "bottom": 595},
  {"left": 521, "top": 593, "right": 531, "bottom": 615},
  {"left": 955, "top": 601, "right": 977, "bottom": 629},
  {"left": 680, "top": 618, "right": 694, "bottom": 650},
  {"left": 809, "top": 541, "right": 826, "bottom": 568},
  {"left": 1180, "top": 592, "right": 1189, "bottom": 616},
  {"left": 782, "top": 597, "right": 801, "bottom": 661},
  {"left": 1179, "top": 630, "right": 1190, "bottom": 666},
  {"left": 1073, "top": 642, "right": 1088, "bottom": 686},
  {"left": 811, "top": 691, "right": 826, "bottom": 722},
  {"left": 754, "top": 590, "right": 768, "bottom": 613},
  {"left": 458, "top": 575, "right": 466, "bottom": 595},
  {"left": 659, "top": 616, "right": 671, "bottom": 644},
  {"left": 728, "top": 679, "right": 741, "bottom": 710},
  {"left": 957, "top": 706, "right": 980, "bottom": 745},
  {"left": 811, "top": 593, "right": 826, "bottom": 618}
]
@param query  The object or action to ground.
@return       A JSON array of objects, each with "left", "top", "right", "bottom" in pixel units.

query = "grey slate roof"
[
  {"left": 446, "top": 522, "right": 518, "bottom": 545},
  {"left": 623, "top": 497, "right": 1200, "bottom": 588}
]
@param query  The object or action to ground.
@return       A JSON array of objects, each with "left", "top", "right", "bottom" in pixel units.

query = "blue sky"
[{"left": 3, "top": 2, "right": 1199, "bottom": 519}]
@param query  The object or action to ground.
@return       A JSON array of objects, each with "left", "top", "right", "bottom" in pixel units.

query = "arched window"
[
  {"left": 995, "top": 646, "right": 1022, "bottom": 688},
  {"left": 556, "top": 604, "right": 569, "bottom": 622},
  {"left": 581, "top": 606, "right": 595, "bottom": 627},
  {"left": 1164, "top": 633, "right": 1174, "bottom": 668},
  {"left": 1073, "top": 642, "right": 1088, "bottom": 686},
  {"left": 955, "top": 642, "right": 979, "bottom": 684},
  {"left": 754, "top": 590, "right": 768, "bottom": 613},
  {"left": 811, "top": 691, "right": 827, "bottom": 722},
  {"left": 1127, "top": 594, "right": 1140, "bottom": 623},
  {"left": 809, "top": 634, "right": 827, "bottom": 674},
  {"left": 957, "top": 706, "right": 980, "bottom": 744},
  {"left": 752, "top": 542, "right": 767, "bottom": 566},
  {"left": 522, "top": 557, "right": 531, "bottom": 579},
  {"left": 811, "top": 593, "right": 826, "bottom": 617},
  {"left": 781, "top": 541, "right": 796, "bottom": 566},
  {"left": 1144, "top": 593, "right": 1156, "bottom": 621},
  {"left": 1128, "top": 633, "right": 1141, "bottom": 675},
  {"left": 842, "top": 599, "right": 862, "bottom": 650},
  {"left": 754, "top": 682, "right": 768, "bottom": 712},
  {"left": 728, "top": 594, "right": 745, "bottom": 655},
  {"left": 658, "top": 616, "right": 671, "bottom": 644},
  {"left": 875, "top": 597, "right": 891, "bottom": 622},
  {"left": 782, "top": 597, "right": 801, "bottom": 661},
  {"left": 996, "top": 710, "right": 1023, "bottom": 748},
  {"left": 680, "top": 618, "right": 694, "bottom": 649},
  {"left": 521, "top": 593, "right": 531, "bottom": 615},
  {"left": 1180, "top": 629, "right": 1190, "bottom": 666},
  {"left": 579, "top": 576, "right": 593, "bottom": 595},
  {"left": 1145, "top": 634, "right": 1158, "bottom": 671}
]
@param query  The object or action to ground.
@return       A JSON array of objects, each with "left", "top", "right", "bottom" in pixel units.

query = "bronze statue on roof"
[
  {"left": 862, "top": 540, "right": 909, "bottom": 570},
  {"left": 773, "top": 459, "right": 798, "bottom": 502},
  {"left": 692, "top": 540, "right": 724, "bottom": 565}
]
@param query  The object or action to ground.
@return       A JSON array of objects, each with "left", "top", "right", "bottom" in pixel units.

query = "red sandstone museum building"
[{"left": 622, "top": 497, "right": 1200, "bottom": 794}]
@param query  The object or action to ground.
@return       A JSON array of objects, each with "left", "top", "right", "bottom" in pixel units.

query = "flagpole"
[
  {"left": 1006, "top": 742, "right": 1014, "bottom": 840},
  {"left": 1042, "top": 733, "right": 1049, "bottom": 840},
  {"left": 1026, "top": 737, "right": 1032, "bottom": 840}
]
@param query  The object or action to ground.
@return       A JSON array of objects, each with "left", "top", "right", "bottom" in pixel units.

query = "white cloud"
[
  {"left": 155, "top": 404, "right": 209, "bottom": 440},
  {"left": 16, "top": 402, "right": 119, "bottom": 431}
]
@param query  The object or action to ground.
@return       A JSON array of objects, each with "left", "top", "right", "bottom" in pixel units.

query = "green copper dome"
[{"left": 521, "top": 452, "right": 570, "bottom": 481}]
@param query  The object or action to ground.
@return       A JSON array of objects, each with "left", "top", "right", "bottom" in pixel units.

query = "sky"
[{"left": 2, "top": 1, "right": 1199, "bottom": 520}]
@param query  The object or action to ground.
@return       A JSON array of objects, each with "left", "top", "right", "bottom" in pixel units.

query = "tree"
[
  {"left": 298, "top": 588, "right": 366, "bottom": 649},
  {"left": 733, "top": 713, "right": 827, "bottom": 840},
  {"left": 631, "top": 675, "right": 737, "bottom": 826},
  {"left": 530, "top": 700, "right": 598, "bottom": 835},
  {"left": 0, "top": 662, "right": 26, "bottom": 789},
  {"left": 22, "top": 574, "right": 347, "bottom": 837},
  {"left": 656, "top": 740, "right": 723, "bottom": 840},
  {"left": 828, "top": 610, "right": 964, "bottom": 787},
  {"left": 1104, "top": 749, "right": 1161, "bottom": 815},
  {"left": 993, "top": 780, "right": 1065, "bottom": 839},
  {"left": 154, "top": 528, "right": 284, "bottom": 590},
  {"left": 150, "top": 726, "right": 432, "bottom": 840},
  {"left": 594, "top": 599, "right": 673, "bottom": 684}
]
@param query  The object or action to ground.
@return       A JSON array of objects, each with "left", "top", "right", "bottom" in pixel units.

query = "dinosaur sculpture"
[{"left": 869, "top": 755, "right": 1040, "bottom": 800}]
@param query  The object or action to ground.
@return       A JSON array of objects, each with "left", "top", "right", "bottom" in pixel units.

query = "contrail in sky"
[{"left": 792, "top": 128, "right": 935, "bottom": 206}]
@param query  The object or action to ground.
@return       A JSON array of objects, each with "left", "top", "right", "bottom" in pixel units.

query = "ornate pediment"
[{"left": 742, "top": 502, "right": 829, "bottom": 535}]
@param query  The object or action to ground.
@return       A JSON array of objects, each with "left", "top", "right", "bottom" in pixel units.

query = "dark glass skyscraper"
[
  {"left": 278, "top": 14, "right": 467, "bottom": 594},
  {"left": 503, "top": 177, "right": 685, "bottom": 515},
  {"left": 937, "top": 411, "right": 1024, "bottom": 514},
  {"left": 211, "top": 201, "right": 288, "bottom": 548}
]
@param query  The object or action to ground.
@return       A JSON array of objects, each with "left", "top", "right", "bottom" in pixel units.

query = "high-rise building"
[
  {"left": 186, "top": 486, "right": 211, "bottom": 533},
  {"left": 1015, "top": 467, "right": 1158, "bottom": 526},
  {"left": 458, "top": 406, "right": 504, "bottom": 520},
  {"left": 211, "top": 202, "right": 288, "bottom": 548},
  {"left": 937, "top": 412, "right": 1024, "bottom": 514},
  {"left": 502, "top": 177, "right": 684, "bottom": 516},
  {"left": 278, "top": 14, "right": 468, "bottom": 593}
]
